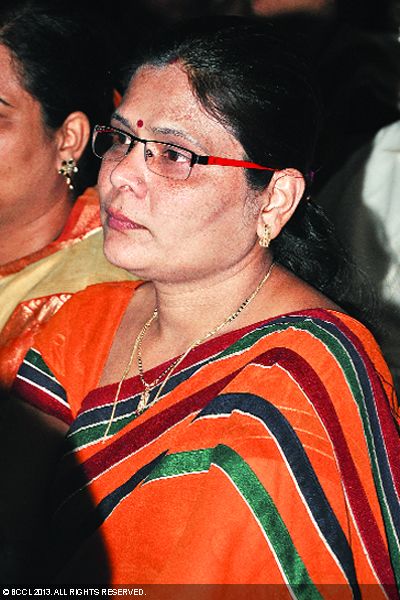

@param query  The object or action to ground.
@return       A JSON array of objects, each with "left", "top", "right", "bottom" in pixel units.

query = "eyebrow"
[
  {"left": 150, "top": 126, "right": 208, "bottom": 154},
  {"left": 111, "top": 112, "right": 132, "bottom": 129},
  {"left": 110, "top": 112, "right": 208, "bottom": 154}
]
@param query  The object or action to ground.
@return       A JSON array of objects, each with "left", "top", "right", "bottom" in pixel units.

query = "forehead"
[
  {"left": 126, "top": 64, "right": 198, "bottom": 122},
  {"left": 0, "top": 44, "right": 22, "bottom": 91},
  {"left": 0, "top": 43, "right": 36, "bottom": 109},
  {"left": 118, "top": 63, "right": 241, "bottom": 155}
]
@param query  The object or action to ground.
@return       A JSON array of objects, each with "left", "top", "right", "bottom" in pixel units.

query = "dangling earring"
[
  {"left": 58, "top": 158, "right": 78, "bottom": 190},
  {"left": 258, "top": 224, "right": 271, "bottom": 248}
]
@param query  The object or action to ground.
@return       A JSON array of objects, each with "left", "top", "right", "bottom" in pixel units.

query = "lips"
[{"left": 105, "top": 207, "right": 146, "bottom": 232}]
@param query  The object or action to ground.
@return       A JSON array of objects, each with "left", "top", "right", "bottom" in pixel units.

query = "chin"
[
  {"left": 103, "top": 246, "right": 138, "bottom": 272},
  {"left": 102, "top": 238, "right": 149, "bottom": 277}
]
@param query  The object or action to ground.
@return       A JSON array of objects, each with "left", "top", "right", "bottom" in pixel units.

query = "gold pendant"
[{"left": 137, "top": 388, "right": 150, "bottom": 414}]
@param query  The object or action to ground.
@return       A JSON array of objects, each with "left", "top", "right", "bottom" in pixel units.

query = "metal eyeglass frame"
[{"left": 92, "top": 124, "right": 278, "bottom": 180}]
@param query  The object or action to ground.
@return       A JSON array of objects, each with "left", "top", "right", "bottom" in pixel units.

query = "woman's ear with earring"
[
  {"left": 56, "top": 111, "right": 90, "bottom": 191},
  {"left": 256, "top": 168, "right": 305, "bottom": 245}
]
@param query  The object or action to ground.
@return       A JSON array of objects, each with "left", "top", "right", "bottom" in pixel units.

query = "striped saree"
[{"left": 13, "top": 282, "right": 400, "bottom": 593}]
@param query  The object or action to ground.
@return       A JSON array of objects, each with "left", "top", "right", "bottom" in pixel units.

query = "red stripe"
[
  {"left": 13, "top": 378, "right": 72, "bottom": 425},
  {"left": 80, "top": 320, "right": 263, "bottom": 411},
  {"left": 313, "top": 310, "right": 400, "bottom": 493},
  {"left": 256, "top": 346, "right": 397, "bottom": 590},
  {"left": 54, "top": 371, "right": 242, "bottom": 506}
]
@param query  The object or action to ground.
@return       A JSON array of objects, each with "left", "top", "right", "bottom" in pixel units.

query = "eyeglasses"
[{"left": 92, "top": 124, "right": 277, "bottom": 181}]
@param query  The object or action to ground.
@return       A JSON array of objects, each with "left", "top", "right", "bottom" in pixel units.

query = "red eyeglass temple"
[
  {"left": 204, "top": 155, "right": 276, "bottom": 171},
  {"left": 201, "top": 155, "right": 315, "bottom": 181}
]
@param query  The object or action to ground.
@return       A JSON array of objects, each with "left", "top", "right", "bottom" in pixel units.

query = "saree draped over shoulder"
[
  {"left": 0, "top": 188, "right": 134, "bottom": 387},
  {"left": 13, "top": 282, "right": 400, "bottom": 594}
]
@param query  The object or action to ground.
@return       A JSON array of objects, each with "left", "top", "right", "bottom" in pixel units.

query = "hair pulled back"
[
  {"left": 0, "top": 1, "right": 115, "bottom": 196},
  {"left": 125, "top": 15, "right": 373, "bottom": 322}
]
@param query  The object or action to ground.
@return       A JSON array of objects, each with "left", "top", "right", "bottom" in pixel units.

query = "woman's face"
[
  {"left": 0, "top": 44, "right": 65, "bottom": 228},
  {"left": 98, "top": 63, "right": 262, "bottom": 283}
]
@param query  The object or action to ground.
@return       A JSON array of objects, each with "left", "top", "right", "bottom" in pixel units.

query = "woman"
[
  {"left": 13, "top": 16, "right": 399, "bottom": 590},
  {"left": 0, "top": 1, "right": 133, "bottom": 387}
]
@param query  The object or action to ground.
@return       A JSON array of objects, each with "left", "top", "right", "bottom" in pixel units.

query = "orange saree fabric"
[
  {"left": 13, "top": 282, "right": 400, "bottom": 593},
  {"left": 0, "top": 189, "right": 133, "bottom": 387}
]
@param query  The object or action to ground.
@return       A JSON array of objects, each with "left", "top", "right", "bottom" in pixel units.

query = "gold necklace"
[{"left": 102, "top": 261, "right": 275, "bottom": 441}]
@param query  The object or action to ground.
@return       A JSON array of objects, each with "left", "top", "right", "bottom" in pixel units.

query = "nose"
[{"left": 108, "top": 140, "right": 148, "bottom": 197}]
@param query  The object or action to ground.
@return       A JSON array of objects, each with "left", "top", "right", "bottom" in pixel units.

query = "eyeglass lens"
[{"left": 93, "top": 128, "right": 193, "bottom": 180}]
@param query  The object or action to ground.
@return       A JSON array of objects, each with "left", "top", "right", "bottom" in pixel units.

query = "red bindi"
[{"left": 137, "top": 119, "right": 144, "bottom": 128}]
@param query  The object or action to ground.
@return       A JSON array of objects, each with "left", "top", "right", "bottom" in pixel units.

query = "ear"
[
  {"left": 256, "top": 168, "right": 305, "bottom": 241},
  {"left": 56, "top": 111, "right": 90, "bottom": 164}
]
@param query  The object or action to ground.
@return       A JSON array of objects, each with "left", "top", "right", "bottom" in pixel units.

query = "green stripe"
[
  {"left": 68, "top": 414, "right": 136, "bottom": 448},
  {"left": 146, "top": 448, "right": 211, "bottom": 480},
  {"left": 146, "top": 445, "right": 322, "bottom": 598},
  {"left": 298, "top": 323, "right": 400, "bottom": 582},
  {"left": 220, "top": 318, "right": 400, "bottom": 578},
  {"left": 25, "top": 348, "right": 55, "bottom": 378},
  {"left": 221, "top": 320, "right": 359, "bottom": 393}
]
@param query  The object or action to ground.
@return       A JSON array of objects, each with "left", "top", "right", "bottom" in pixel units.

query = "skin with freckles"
[{"left": 97, "top": 63, "right": 338, "bottom": 385}]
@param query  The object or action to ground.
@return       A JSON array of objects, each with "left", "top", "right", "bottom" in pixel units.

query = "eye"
[
  {"left": 94, "top": 127, "right": 130, "bottom": 159},
  {"left": 111, "top": 132, "right": 125, "bottom": 146},
  {"left": 119, "top": 132, "right": 133, "bottom": 147},
  {"left": 161, "top": 145, "right": 192, "bottom": 164},
  {"left": 105, "top": 130, "right": 131, "bottom": 151}
]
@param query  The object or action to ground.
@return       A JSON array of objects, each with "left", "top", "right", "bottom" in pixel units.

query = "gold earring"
[
  {"left": 58, "top": 158, "right": 78, "bottom": 190},
  {"left": 258, "top": 224, "right": 271, "bottom": 248}
]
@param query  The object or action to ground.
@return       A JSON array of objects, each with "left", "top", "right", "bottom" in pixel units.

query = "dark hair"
[
  {"left": 0, "top": 0, "right": 115, "bottom": 196},
  {"left": 123, "top": 15, "right": 373, "bottom": 322}
]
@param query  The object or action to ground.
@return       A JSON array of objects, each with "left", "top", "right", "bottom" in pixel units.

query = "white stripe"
[{"left": 17, "top": 373, "right": 69, "bottom": 408}]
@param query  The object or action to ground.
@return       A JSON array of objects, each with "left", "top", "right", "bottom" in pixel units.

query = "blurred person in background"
[
  {"left": 0, "top": 0, "right": 135, "bottom": 388},
  {"left": 315, "top": 0, "right": 400, "bottom": 393}
]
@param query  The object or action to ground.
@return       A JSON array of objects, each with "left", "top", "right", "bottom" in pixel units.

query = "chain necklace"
[{"left": 102, "top": 261, "right": 275, "bottom": 441}]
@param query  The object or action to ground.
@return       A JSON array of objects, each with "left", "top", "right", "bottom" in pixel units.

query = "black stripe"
[{"left": 197, "top": 392, "right": 360, "bottom": 596}]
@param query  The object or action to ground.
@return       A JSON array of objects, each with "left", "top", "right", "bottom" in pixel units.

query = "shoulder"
[
  {"left": 32, "top": 280, "right": 143, "bottom": 381},
  {"left": 14, "top": 280, "right": 144, "bottom": 420},
  {"left": 262, "top": 307, "right": 387, "bottom": 369},
  {"left": 211, "top": 308, "right": 398, "bottom": 470},
  {"left": 35, "top": 279, "right": 143, "bottom": 350},
  {"left": 47, "top": 279, "right": 142, "bottom": 318},
  {"left": 257, "top": 307, "right": 397, "bottom": 417},
  {"left": 244, "top": 307, "right": 393, "bottom": 395}
]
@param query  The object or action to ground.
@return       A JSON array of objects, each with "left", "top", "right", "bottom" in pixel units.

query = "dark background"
[{"left": 3, "top": 0, "right": 400, "bottom": 188}]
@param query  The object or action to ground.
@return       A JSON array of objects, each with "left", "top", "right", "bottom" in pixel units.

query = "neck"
[
  {"left": 149, "top": 253, "right": 274, "bottom": 347},
  {"left": 0, "top": 193, "right": 73, "bottom": 266}
]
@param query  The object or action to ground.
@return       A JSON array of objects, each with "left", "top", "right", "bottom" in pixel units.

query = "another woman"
[
  {"left": 0, "top": 1, "right": 133, "bottom": 387},
  {"left": 13, "top": 17, "right": 399, "bottom": 590}
]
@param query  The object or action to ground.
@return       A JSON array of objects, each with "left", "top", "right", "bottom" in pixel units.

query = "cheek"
[
  {"left": 193, "top": 174, "right": 251, "bottom": 230},
  {"left": 0, "top": 135, "right": 30, "bottom": 170},
  {"left": 157, "top": 177, "right": 253, "bottom": 252},
  {"left": 98, "top": 162, "right": 111, "bottom": 190},
  {"left": 97, "top": 163, "right": 115, "bottom": 210},
  {"left": 1, "top": 136, "right": 56, "bottom": 186},
  {"left": 154, "top": 173, "right": 243, "bottom": 222},
  {"left": 151, "top": 189, "right": 222, "bottom": 242}
]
